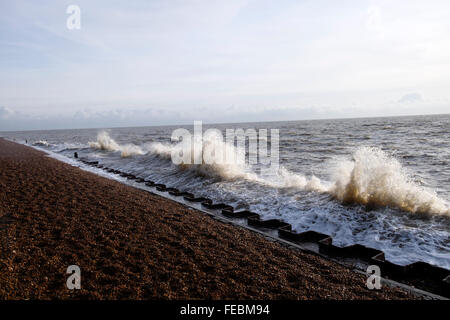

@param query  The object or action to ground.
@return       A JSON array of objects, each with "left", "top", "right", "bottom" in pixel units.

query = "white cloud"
[
  {"left": 398, "top": 93, "right": 423, "bottom": 104},
  {"left": 1, "top": 0, "right": 450, "bottom": 130},
  {"left": 0, "top": 106, "right": 13, "bottom": 119}
]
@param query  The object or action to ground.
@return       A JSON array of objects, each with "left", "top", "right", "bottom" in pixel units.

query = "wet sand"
[{"left": 0, "top": 138, "right": 413, "bottom": 299}]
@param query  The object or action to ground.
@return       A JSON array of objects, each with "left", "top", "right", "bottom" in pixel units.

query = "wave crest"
[
  {"left": 329, "top": 147, "right": 449, "bottom": 216},
  {"left": 88, "top": 131, "right": 145, "bottom": 157},
  {"left": 148, "top": 131, "right": 327, "bottom": 189},
  {"left": 33, "top": 140, "right": 50, "bottom": 147},
  {"left": 151, "top": 131, "right": 258, "bottom": 181},
  {"left": 87, "top": 132, "right": 448, "bottom": 216}
]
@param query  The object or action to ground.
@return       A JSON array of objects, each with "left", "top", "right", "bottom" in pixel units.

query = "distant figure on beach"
[
  {"left": 25, "top": 139, "right": 27, "bottom": 144},
  {"left": 74, "top": 152, "right": 78, "bottom": 159}
]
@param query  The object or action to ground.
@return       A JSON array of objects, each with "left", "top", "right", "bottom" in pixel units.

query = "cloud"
[
  {"left": 398, "top": 93, "right": 423, "bottom": 104},
  {"left": 0, "top": 105, "right": 343, "bottom": 131},
  {"left": 1, "top": 1, "right": 450, "bottom": 131},
  {"left": 0, "top": 106, "right": 13, "bottom": 119}
]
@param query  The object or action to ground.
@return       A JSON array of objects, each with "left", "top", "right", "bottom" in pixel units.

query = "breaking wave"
[
  {"left": 149, "top": 130, "right": 259, "bottom": 181},
  {"left": 148, "top": 131, "right": 330, "bottom": 191},
  {"left": 88, "top": 132, "right": 449, "bottom": 216},
  {"left": 89, "top": 131, "right": 145, "bottom": 157},
  {"left": 149, "top": 141, "right": 449, "bottom": 215},
  {"left": 329, "top": 147, "right": 449, "bottom": 216},
  {"left": 33, "top": 140, "right": 50, "bottom": 147}
]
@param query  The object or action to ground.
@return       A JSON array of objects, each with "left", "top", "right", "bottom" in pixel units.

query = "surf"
[
  {"left": 329, "top": 146, "right": 449, "bottom": 216},
  {"left": 87, "top": 132, "right": 449, "bottom": 216},
  {"left": 88, "top": 131, "right": 145, "bottom": 157}
]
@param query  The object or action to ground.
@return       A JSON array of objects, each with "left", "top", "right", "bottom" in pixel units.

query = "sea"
[{"left": 2, "top": 114, "right": 449, "bottom": 269}]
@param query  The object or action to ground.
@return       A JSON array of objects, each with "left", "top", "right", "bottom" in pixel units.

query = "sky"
[{"left": 1, "top": 0, "right": 449, "bottom": 131}]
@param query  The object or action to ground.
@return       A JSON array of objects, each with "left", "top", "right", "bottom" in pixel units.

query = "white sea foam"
[
  {"left": 146, "top": 131, "right": 329, "bottom": 191},
  {"left": 88, "top": 132, "right": 449, "bottom": 216},
  {"left": 33, "top": 140, "right": 50, "bottom": 147},
  {"left": 88, "top": 131, "right": 145, "bottom": 157},
  {"left": 149, "top": 130, "right": 259, "bottom": 181},
  {"left": 328, "top": 147, "right": 449, "bottom": 216},
  {"left": 150, "top": 139, "right": 449, "bottom": 216}
]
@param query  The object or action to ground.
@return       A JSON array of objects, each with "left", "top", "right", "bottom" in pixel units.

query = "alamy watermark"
[
  {"left": 66, "top": 5, "right": 81, "bottom": 30},
  {"left": 366, "top": 265, "right": 381, "bottom": 290},
  {"left": 66, "top": 265, "right": 81, "bottom": 289},
  {"left": 170, "top": 121, "right": 279, "bottom": 174}
]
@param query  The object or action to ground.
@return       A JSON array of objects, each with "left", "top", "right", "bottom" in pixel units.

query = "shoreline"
[{"left": 0, "top": 138, "right": 413, "bottom": 299}]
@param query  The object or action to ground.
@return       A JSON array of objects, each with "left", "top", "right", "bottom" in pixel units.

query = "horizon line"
[{"left": 1, "top": 111, "right": 449, "bottom": 133}]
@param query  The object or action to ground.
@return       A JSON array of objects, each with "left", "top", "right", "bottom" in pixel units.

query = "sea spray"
[
  {"left": 89, "top": 131, "right": 145, "bottom": 157},
  {"left": 329, "top": 147, "right": 449, "bottom": 216},
  {"left": 87, "top": 132, "right": 449, "bottom": 216},
  {"left": 33, "top": 140, "right": 50, "bottom": 147},
  {"left": 147, "top": 131, "right": 328, "bottom": 191},
  {"left": 153, "top": 129, "right": 260, "bottom": 181},
  {"left": 147, "top": 142, "right": 449, "bottom": 215}
]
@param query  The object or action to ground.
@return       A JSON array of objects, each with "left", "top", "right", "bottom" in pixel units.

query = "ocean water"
[{"left": 3, "top": 114, "right": 450, "bottom": 269}]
